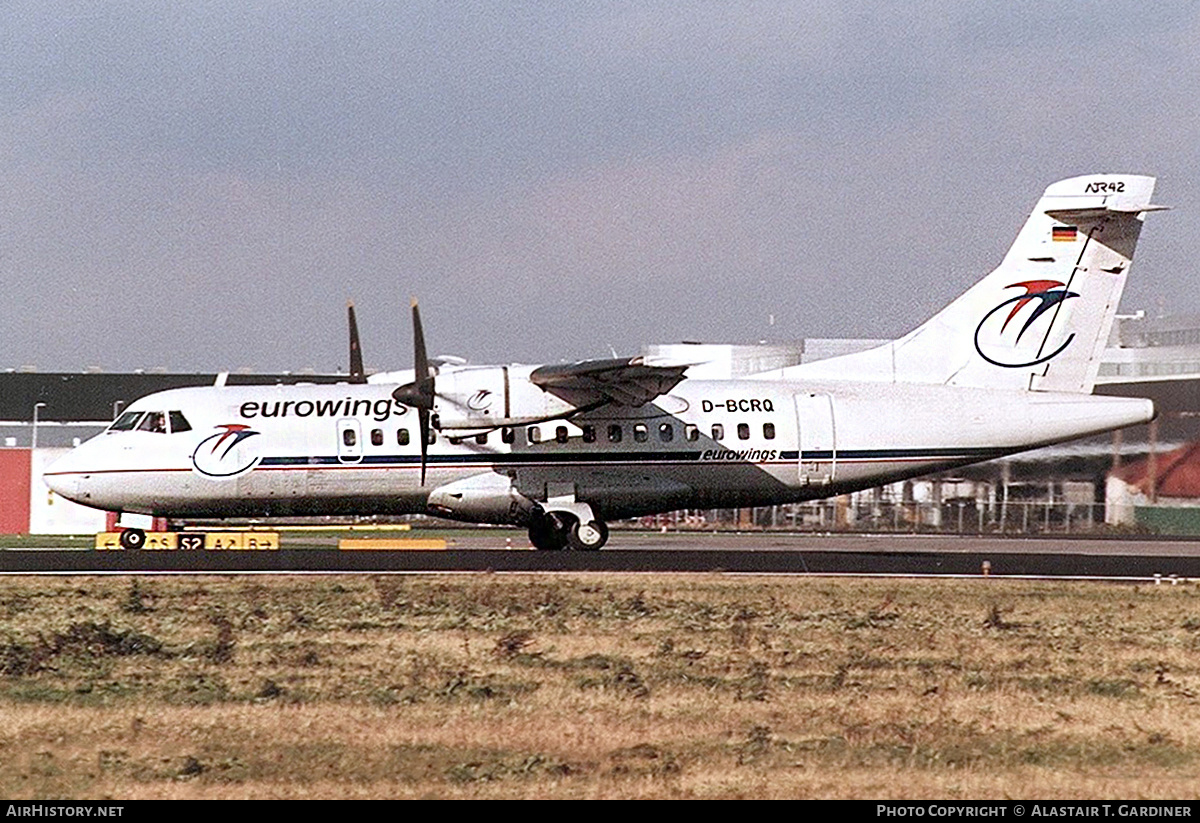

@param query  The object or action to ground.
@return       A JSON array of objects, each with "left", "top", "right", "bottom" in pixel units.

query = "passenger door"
[{"left": 795, "top": 393, "right": 836, "bottom": 484}]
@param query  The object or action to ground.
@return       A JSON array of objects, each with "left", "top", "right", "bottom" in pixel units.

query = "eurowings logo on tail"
[
  {"left": 974, "top": 280, "right": 1080, "bottom": 369},
  {"left": 191, "top": 424, "right": 263, "bottom": 478}
]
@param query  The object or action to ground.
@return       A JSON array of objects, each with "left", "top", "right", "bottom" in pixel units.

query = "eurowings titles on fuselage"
[
  {"left": 44, "top": 173, "right": 1165, "bottom": 550},
  {"left": 238, "top": 396, "right": 408, "bottom": 422}
]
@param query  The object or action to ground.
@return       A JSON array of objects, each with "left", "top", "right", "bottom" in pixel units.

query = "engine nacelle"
[
  {"left": 426, "top": 472, "right": 536, "bottom": 525},
  {"left": 432, "top": 364, "right": 577, "bottom": 430}
]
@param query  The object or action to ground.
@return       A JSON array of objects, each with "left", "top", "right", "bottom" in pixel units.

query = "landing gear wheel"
[
  {"left": 119, "top": 528, "right": 146, "bottom": 550},
  {"left": 528, "top": 512, "right": 567, "bottom": 551},
  {"left": 567, "top": 519, "right": 609, "bottom": 551}
]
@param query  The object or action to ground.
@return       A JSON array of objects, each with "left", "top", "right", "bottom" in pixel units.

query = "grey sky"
[{"left": 3, "top": 1, "right": 1199, "bottom": 373}]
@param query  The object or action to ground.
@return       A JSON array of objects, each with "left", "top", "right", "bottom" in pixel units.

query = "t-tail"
[{"left": 784, "top": 174, "right": 1166, "bottom": 393}]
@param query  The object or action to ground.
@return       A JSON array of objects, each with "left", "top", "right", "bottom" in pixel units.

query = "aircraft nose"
[
  {"left": 43, "top": 451, "right": 84, "bottom": 503},
  {"left": 43, "top": 472, "right": 76, "bottom": 500}
]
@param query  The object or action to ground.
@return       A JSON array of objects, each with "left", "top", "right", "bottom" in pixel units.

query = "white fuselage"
[{"left": 43, "top": 378, "right": 1153, "bottom": 522}]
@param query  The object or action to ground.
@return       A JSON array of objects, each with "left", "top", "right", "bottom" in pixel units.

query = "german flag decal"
[{"left": 1051, "top": 226, "right": 1077, "bottom": 242}]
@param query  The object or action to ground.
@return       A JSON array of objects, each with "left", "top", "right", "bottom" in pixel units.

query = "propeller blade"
[
  {"left": 390, "top": 297, "right": 436, "bottom": 485},
  {"left": 412, "top": 298, "right": 432, "bottom": 485},
  {"left": 347, "top": 301, "right": 366, "bottom": 384},
  {"left": 417, "top": 407, "right": 430, "bottom": 486},
  {"left": 411, "top": 297, "right": 429, "bottom": 389}
]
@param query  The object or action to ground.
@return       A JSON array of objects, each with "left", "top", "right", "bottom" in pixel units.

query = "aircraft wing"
[{"left": 529, "top": 357, "right": 689, "bottom": 407}]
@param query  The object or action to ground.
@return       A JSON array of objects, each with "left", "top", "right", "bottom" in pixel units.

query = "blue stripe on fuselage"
[{"left": 256, "top": 446, "right": 1008, "bottom": 468}]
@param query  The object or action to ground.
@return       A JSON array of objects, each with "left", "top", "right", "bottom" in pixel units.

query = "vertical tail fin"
[{"left": 787, "top": 174, "right": 1164, "bottom": 393}]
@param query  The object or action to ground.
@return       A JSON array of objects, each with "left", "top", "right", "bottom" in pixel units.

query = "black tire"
[
  {"left": 119, "top": 528, "right": 146, "bottom": 550},
  {"left": 528, "top": 512, "right": 567, "bottom": 551},
  {"left": 566, "top": 519, "right": 608, "bottom": 551}
]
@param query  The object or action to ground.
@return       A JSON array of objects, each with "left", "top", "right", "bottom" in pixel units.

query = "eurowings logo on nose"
[
  {"left": 974, "top": 280, "right": 1080, "bottom": 369},
  {"left": 192, "top": 424, "right": 263, "bottom": 478}
]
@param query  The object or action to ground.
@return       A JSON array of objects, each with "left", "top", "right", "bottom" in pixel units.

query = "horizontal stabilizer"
[{"left": 1046, "top": 204, "right": 1169, "bottom": 222}]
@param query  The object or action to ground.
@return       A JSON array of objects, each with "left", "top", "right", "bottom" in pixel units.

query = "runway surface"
[{"left": 4, "top": 531, "right": 1200, "bottom": 577}]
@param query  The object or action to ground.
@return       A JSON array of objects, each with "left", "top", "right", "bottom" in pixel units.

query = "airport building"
[{"left": 3, "top": 311, "right": 1200, "bottom": 534}]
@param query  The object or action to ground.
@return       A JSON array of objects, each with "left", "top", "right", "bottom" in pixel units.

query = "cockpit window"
[
  {"left": 109, "top": 411, "right": 144, "bottom": 432},
  {"left": 169, "top": 411, "right": 192, "bottom": 433},
  {"left": 137, "top": 411, "right": 167, "bottom": 434}
]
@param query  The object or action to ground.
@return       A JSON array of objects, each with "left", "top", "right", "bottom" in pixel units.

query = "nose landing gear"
[{"left": 118, "top": 528, "right": 146, "bottom": 550}]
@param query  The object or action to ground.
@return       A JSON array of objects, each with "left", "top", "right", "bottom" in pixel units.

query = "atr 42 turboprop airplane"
[{"left": 45, "top": 174, "right": 1165, "bottom": 550}]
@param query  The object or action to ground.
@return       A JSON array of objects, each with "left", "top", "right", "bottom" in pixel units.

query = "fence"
[{"left": 642, "top": 498, "right": 1110, "bottom": 535}]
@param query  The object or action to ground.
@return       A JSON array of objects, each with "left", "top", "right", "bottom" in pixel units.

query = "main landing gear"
[{"left": 527, "top": 509, "right": 610, "bottom": 551}]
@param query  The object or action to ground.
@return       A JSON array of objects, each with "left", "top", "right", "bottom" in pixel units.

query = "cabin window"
[
  {"left": 582, "top": 425, "right": 596, "bottom": 443},
  {"left": 685, "top": 424, "right": 699, "bottom": 442},
  {"left": 475, "top": 433, "right": 488, "bottom": 445},
  {"left": 659, "top": 423, "right": 674, "bottom": 442},
  {"left": 501, "top": 427, "right": 515, "bottom": 444},
  {"left": 711, "top": 424, "right": 724, "bottom": 440},
  {"left": 527, "top": 426, "right": 541, "bottom": 444},
  {"left": 371, "top": 429, "right": 384, "bottom": 447},
  {"left": 556, "top": 425, "right": 569, "bottom": 444},
  {"left": 737, "top": 423, "right": 750, "bottom": 440},
  {"left": 608, "top": 424, "right": 622, "bottom": 443},
  {"left": 343, "top": 428, "right": 357, "bottom": 447},
  {"left": 137, "top": 412, "right": 167, "bottom": 434},
  {"left": 109, "top": 411, "right": 143, "bottom": 433},
  {"left": 397, "top": 428, "right": 410, "bottom": 446},
  {"left": 763, "top": 422, "right": 776, "bottom": 440},
  {"left": 634, "top": 423, "right": 648, "bottom": 443},
  {"left": 427, "top": 429, "right": 437, "bottom": 445},
  {"left": 168, "top": 411, "right": 192, "bottom": 433}
]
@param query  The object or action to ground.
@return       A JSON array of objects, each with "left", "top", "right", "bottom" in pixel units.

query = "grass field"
[{"left": 1, "top": 572, "right": 1199, "bottom": 799}]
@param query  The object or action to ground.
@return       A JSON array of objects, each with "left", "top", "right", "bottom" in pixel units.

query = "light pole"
[{"left": 31, "top": 402, "right": 46, "bottom": 449}]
